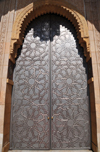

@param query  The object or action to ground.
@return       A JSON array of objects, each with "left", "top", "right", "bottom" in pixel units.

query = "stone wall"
[
  {"left": 85, "top": 0, "right": 100, "bottom": 151},
  {"left": 0, "top": 0, "right": 16, "bottom": 151}
]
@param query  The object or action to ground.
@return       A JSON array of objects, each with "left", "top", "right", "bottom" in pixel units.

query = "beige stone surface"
[
  {"left": 0, "top": 105, "right": 4, "bottom": 134},
  {"left": 0, "top": 134, "right": 3, "bottom": 152}
]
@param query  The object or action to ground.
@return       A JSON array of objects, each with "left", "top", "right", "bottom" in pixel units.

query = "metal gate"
[{"left": 10, "top": 14, "right": 91, "bottom": 150}]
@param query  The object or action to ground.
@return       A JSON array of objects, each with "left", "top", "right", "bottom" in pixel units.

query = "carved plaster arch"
[
  {"left": 4, "top": 2, "right": 97, "bottom": 152},
  {"left": 10, "top": 1, "right": 91, "bottom": 63}
]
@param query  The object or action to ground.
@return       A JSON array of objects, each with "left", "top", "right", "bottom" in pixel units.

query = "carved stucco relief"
[{"left": 10, "top": 2, "right": 90, "bottom": 64}]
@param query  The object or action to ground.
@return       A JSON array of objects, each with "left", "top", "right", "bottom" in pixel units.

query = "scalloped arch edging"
[{"left": 10, "top": 1, "right": 90, "bottom": 62}]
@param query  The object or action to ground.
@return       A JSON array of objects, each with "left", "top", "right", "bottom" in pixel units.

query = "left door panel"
[{"left": 10, "top": 15, "right": 50, "bottom": 150}]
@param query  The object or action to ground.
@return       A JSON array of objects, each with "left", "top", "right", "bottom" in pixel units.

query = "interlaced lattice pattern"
[{"left": 10, "top": 14, "right": 91, "bottom": 150}]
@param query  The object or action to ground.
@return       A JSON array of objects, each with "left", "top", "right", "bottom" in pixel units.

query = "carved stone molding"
[{"left": 10, "top": 1, "right": 90, "bottom": 62}]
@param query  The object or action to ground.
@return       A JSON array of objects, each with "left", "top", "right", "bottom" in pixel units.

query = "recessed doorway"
[{"left": 10, "top": 14, "right": 91, "bottom": 150}]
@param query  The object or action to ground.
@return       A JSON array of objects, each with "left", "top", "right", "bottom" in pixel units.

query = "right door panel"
[{"left": 51, "top": 14, "right": 91, "bottom": 149}]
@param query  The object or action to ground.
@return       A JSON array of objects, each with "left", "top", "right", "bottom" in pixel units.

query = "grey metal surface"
[
  {"left": 50, "top": 15, "right": 91, "bottom": 149},
  {"left": 10, "top": 15, "right": 51, "bottom": 149},
  {"left": 10, "top": 14, "right": 91, "bottom": 150}
]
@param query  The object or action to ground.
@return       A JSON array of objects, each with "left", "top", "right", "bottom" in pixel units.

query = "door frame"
[{"left": 2, "top": 2, "right": 97, "bottom": 152}]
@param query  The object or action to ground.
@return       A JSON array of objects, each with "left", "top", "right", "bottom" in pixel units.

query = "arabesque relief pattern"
[
  {"left": 10, "top": 16, "right": 50, "bottom": 149},
  {"left": 10, "top": 14, "right": 91, "bottom": 150},
  {"left": 51, "top": 14, "right": 91, "bottom": 149}
]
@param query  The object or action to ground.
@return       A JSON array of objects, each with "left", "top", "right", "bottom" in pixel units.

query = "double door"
[{"left": 10, "top": 14, "right": 91, "bottom": 150}]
